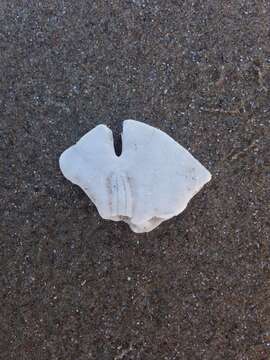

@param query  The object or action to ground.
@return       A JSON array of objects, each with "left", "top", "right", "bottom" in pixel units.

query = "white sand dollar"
[{"left": 59, "top": 120, "right": 211, "bottom": 233}]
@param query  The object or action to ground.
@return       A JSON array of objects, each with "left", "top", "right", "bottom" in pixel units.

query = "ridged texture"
[{"left": 107, "top": 172, "right": 133, "bottom": 218}]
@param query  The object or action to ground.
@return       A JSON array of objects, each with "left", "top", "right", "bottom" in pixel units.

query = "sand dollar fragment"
[{"left": 59, "top": 120, "right": 211, "bottom": 233}]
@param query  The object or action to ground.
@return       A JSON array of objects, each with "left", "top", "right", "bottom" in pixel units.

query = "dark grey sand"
[{"left": 1, "top": 1, "right": 269, "bottom": 359}]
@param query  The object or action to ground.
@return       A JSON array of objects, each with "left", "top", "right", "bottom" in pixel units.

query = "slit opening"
[{"left": 112, "top": 123, "right": 123, "bottom": 157}]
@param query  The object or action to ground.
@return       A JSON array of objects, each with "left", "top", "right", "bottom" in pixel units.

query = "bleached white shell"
[{"left": 59, "top": 120, "right": 211, "bottom": 233}]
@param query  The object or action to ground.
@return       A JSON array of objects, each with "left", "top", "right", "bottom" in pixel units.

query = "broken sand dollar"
[{"left": 59, "top": 120, "right": 211, "bottom": 233}]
